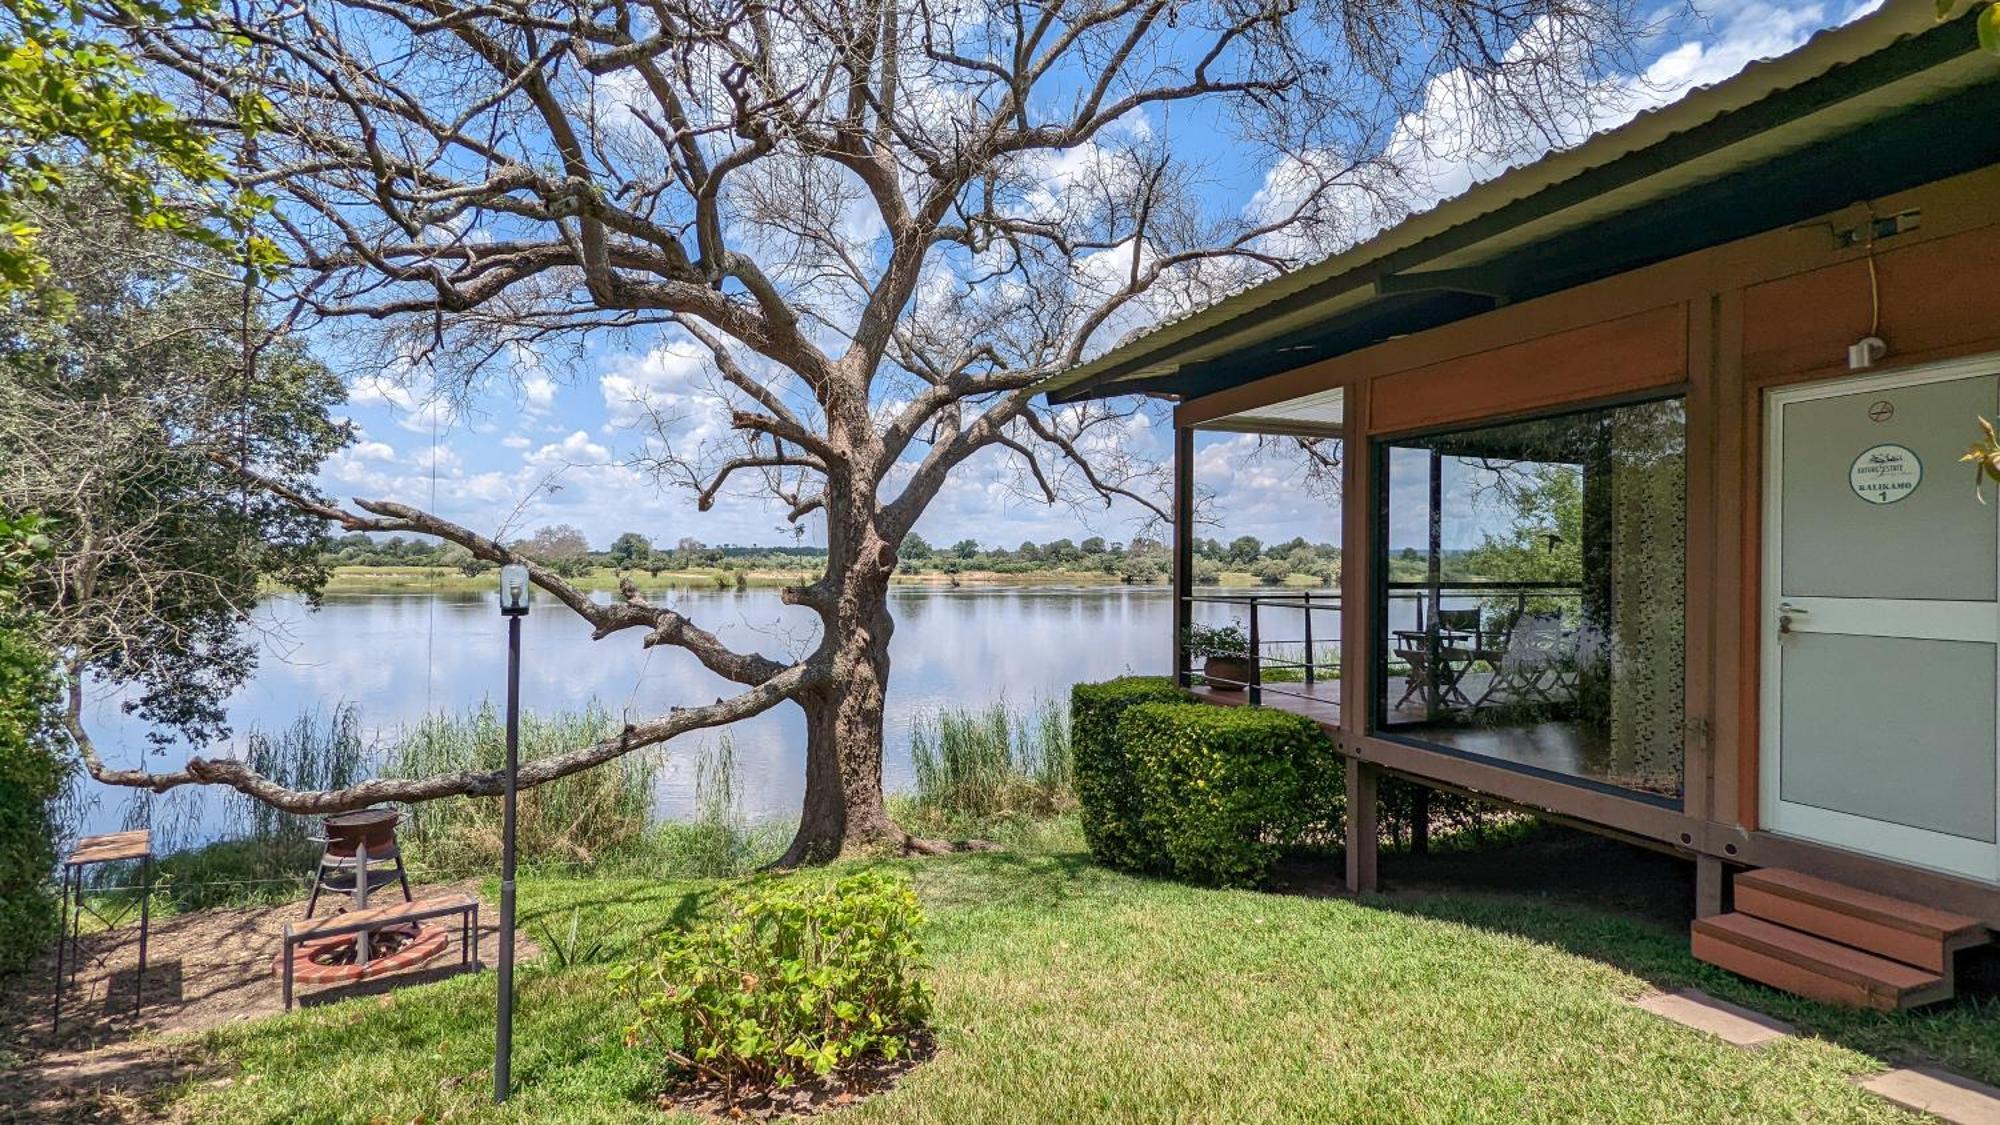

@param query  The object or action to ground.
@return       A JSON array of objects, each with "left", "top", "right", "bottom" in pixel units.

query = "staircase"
[{"left": 1692, "top": 868, "right": 1991, "bottom": 1010}]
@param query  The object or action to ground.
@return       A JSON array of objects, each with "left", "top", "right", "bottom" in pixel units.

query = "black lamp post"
[{"left": 495, "top": 562, "right": 530, "bottom": 1103}]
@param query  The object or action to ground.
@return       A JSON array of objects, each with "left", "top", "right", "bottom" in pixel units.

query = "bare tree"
[{"left": 86, "top": 0, "right": 1649, "bottom": 862}]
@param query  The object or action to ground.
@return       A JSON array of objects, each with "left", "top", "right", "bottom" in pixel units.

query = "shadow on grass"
[{"left": 1272, "top": 824, "right": 2000, "bottom": 1088}]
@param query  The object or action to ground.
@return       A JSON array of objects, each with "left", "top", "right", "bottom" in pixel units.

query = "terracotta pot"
[{"left": 1203, "top": 655, "right": 1253, "bottom": 691}]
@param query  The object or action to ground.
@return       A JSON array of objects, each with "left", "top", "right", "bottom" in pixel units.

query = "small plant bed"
[
  {"left": 617, "top": 871, "right": 934, "bottom": 1119},
  {"left": 657, "top": 1031, "right": 935, "bottom": 1120}
]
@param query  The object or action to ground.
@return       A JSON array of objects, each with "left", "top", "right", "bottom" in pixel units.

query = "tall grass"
[
  {"left": 387, "top": 702, "right": 659, "bottom": 878},
  {"left": 646, "top": 734, "right": 788, "bottom": 877},
  {"left": 906, "top": 698, "right": 1072, "bottom": 827}
]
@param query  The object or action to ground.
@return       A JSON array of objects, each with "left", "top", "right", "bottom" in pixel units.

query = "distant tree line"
[
  {"left": 324, "top": 528, "right": 1340, "bottom": 587},
  {"left": 896, "top": 532, "right": 1340, "bottom": 586},
  {"left": 323, "top": 528, "right": 829, "bottom": 579}
]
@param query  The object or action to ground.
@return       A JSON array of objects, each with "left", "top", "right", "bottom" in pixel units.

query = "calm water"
[{"left": 78, "top": 585, "right": 1254, "bottom": 848}]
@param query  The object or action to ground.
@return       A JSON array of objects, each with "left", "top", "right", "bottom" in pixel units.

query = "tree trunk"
[{"left": 777, "top": 564, "right": 936, "bottom": 865}]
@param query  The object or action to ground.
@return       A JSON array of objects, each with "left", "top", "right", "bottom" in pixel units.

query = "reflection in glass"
[{"left": 1375, "top": 397, "right": 1686, "bottom": 800}]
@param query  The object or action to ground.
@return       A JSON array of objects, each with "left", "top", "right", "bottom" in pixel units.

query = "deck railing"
[
  {"left": 1179, "top": 589, "right": 1340, "bottom": 706},
  {"left": 1177, "top": 581, "right": 1587, "bottom": 711}
]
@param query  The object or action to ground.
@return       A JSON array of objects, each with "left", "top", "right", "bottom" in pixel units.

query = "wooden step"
[
  {"left": 1692, "top": 913, "right": 1951, "bottom": 1011},
  {"left": 1734, "top": 868, "right": 1988, "bottom": 974}
]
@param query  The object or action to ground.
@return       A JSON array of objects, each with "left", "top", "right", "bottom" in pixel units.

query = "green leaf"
[{"left": 1981, "top": 4, "right": 2000, "bottom": 55}]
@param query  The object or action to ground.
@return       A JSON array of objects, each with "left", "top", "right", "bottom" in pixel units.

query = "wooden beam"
[
  {"left": 1697, "top": 854, "right": 1727, "bottom": 918},
  {"left": 1346, "top": 759, "right": 1379, "bottom": 894},
  {"left": 1172, "top": 425, "right": 1194, "bottom": 688}
]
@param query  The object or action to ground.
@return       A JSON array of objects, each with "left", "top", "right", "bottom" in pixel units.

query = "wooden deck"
[{"left": 1187, "top": 677, "right": 1679, "bottom": 799}]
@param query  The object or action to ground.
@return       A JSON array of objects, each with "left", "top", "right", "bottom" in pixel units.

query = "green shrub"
[
  {"left": 0, "top": 515, "right": 63, "bottom": 974},
  {"left": 617, "top": 872, "right": 931, "bottom": 1099},
  {"left": 1070, "top": 676, "right": 1184, "bottom": 871},
  {"left": 1119, "top": 702, "right": 1340, "bottom": 887}
]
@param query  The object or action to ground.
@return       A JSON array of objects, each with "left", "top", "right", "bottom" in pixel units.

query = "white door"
[{"left": 1762, "top": 358, "right": 2000, "bottom": 884}]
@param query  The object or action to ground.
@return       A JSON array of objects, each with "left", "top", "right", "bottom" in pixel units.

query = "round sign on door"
[{"left": 1849, "top": 443, "right": 1921, "bottom": 504}]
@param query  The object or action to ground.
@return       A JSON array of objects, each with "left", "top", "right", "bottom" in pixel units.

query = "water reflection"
[{"left": 80, "top": 585, "right": 1186, "bottom": 846}]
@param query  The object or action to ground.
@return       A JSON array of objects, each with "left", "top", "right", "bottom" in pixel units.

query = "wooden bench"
[{"left": 280, "top": 894, "right": 480, "bottom": 1009}]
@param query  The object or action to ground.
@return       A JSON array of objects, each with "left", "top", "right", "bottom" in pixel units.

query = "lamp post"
[{"left": 495, "top": 562, "right": 530, "bottom": 1104}]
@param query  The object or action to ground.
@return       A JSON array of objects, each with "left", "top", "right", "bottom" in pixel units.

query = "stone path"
[{"left": 1632, "top": 987, "right": 2000, "bottom": 1124}]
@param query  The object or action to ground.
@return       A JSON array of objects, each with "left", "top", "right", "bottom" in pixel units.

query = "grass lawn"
[{"left": 159, "top": 821, "right": 1996, "bottom": 1123}]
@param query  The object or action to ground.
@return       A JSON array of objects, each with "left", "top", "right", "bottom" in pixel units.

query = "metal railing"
[{"left": 1180, "top": 589, "right": 1341, "bottom": 706}]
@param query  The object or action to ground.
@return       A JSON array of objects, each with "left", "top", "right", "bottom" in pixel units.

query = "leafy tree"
[
  {"left": 0, "top": 194, "right": 347, "bottom": 751},
  {"left": 900, "top": 532, "right": 933, "bottom": 561},
  {"left": 1079, "top": 537, "right": 1106, "bottom": 555},
  {"left": 1227, "top": 536, "right": 1264, "bottom": 565},
  {"left": 440, "top": 543, "right": 494, "bottom": 577},
  {"left": 0, "top": 0, "right": 231, "bottom": 287},
  {"left": 0, "top": 513, "right": 64, "bottom": 971},
  {"left": 1252, "top": 558, "right": 1293, "bottom": 586},
  {"left": 1043, "top": 538, "right": 1079, "bottom": 563},
  {"left": 608, "top": 531, "right": 653, "bottom": 570},
  {"left": 952, "top": 540, "right": 980, "bottom": 561},
  {"left": 514, "top": 524, "right": 594, "bottom": 578}
]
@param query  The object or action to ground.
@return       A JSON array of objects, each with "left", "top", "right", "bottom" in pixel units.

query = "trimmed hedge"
[
  {"left": 1073, "top": 676, "right": 1515, "bottom": 886},
  {"left": 1071, "top": 676, "right": 1185, "bottom": 872},
  {"left": 1119, "top": 702, "right": 1340, "bottom": 886}
]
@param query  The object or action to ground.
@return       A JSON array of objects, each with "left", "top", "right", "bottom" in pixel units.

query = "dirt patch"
[
  {"left": 657, "top": 1036, "right": 936, "bottom": 1121},
  {"left": 0, "top": 879, "right": 533, "bottom": 1123}
]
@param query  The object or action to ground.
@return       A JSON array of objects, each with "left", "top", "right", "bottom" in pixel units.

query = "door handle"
[{"left": 1777, "top": 602, "right": 1807, "bottom": 635}]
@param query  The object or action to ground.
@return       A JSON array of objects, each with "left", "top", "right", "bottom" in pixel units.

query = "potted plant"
[{"left": 1185, "top": 621, "right": 1253, "bottom": 691}]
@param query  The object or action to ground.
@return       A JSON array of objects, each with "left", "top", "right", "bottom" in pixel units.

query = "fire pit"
[
  {"left": 324, "top": 808, "right": 400, "bottom": 857},
  {"left": 307, "top": 806, "right": 412, "bottom": 917},
  {"left": 276, "top": 921, "right": 451, "bottom": 987}
]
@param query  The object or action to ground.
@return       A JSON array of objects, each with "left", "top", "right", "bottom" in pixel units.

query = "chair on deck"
[
  {"left": 1392, "top": 609, "right": 1480, "bottom": 713},
  {"left": 1472, "top": 613, "right": 1576, "bottom": 709}
]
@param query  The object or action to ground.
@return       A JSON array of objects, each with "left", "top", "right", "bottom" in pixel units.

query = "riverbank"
[{"left": 303, "top": 565, "right": 1336, "bottom": 595}]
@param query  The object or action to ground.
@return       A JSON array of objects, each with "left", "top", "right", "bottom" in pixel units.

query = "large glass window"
[{"left": 1374, "top": 397, "right": 1686, "bottom": 801}]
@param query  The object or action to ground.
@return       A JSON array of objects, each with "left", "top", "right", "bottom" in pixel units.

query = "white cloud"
[{"left": 526, "top": 430, "right": 613, "bottom": 468}]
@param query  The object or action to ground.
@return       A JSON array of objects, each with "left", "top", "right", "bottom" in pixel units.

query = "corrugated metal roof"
[{"left": 1040, "top": 0, "right": 1989, "bottom": 399}]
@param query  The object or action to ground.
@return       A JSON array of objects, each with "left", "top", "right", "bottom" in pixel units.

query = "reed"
[
  {"left": 646, "top": 734, "right": 788, "bottom": 877},
  {"left": 385, "top": 702, "right": 659, "bottom": 878},
  {"left": 906, "top": 698, "right": 1072, "bottom": 826}
]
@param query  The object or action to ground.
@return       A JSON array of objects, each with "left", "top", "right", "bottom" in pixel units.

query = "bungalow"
[{"left": 1040, "top": 0, "right": 2000, "bottom": 1010}]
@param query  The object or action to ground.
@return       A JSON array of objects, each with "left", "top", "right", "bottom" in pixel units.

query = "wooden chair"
[{"left": 1474, "top": 613, "right": 1575, "bottom": 708}]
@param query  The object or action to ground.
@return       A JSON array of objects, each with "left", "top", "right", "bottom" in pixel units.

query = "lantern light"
[{"left": 498, "top": 563, "right": 531, "bottom": 616}]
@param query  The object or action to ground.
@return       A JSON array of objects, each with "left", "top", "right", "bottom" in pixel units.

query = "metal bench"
[{"left": 279, "top": 893, "right": 480, "bottom": 1010}]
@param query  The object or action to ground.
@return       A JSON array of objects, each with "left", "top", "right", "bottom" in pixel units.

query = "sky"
[{"left": 313, "top": 0, "right": 1881, "bottom": 556}]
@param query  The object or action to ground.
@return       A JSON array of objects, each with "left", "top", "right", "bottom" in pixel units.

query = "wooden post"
[
  {"left": 1410, "top": 788, "right": 1431, "bottom": 855},
  {"left": 1695, "top": 854, "right": 1726, "bottom": 918},
  {"left": 1346, "top": 759, "right": 1379, "bottom": 895},
  {"left": 1173, "top": 424, "right": 1194, "bottom": 688},
  {"left": 1247, "top": 599, "right": 1262, "bottom": 705},
  {"left": 1338, "top": 380, "right": 1370, "bottom": 735},
  {"left": 1302, "top": 592, "right": 1315, "bottom": 686},
  {"left": 1425, "top": 448, "right": 1443, "bottom": 719}
]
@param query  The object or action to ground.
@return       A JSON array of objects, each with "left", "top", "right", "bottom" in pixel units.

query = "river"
[{"left": 77, "top": 584, "right": 1275, "bottom": 848}]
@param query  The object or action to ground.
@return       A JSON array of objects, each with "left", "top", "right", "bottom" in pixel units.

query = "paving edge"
[
  {"left": 1633, "top": 988, "right": 1795, "bottom": 1047},
  {"left": 1859, "top": 1066, "right": 2000, "bottom": 1125},
  {"left": 1629, "top": 988, "right": 2000, "bottom": 1123}
]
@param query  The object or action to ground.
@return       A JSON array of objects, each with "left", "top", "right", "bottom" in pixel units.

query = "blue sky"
[{"left": 314, "top": 0, "right": 1878, "bottom": 556}]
